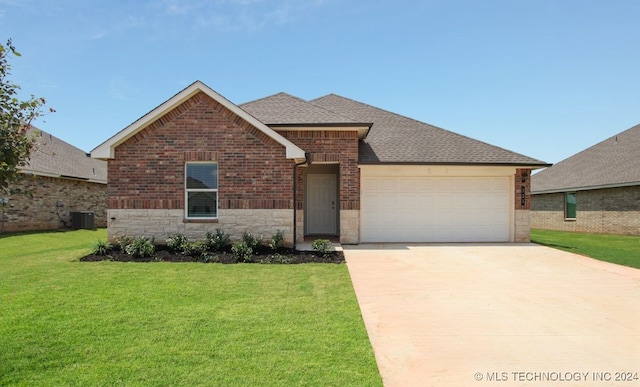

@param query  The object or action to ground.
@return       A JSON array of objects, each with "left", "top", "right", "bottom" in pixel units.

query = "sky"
[{"left": 1, "top": 0, "right": 639, "bottom": 165}]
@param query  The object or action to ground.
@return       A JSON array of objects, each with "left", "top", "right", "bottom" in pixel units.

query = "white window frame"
[{"left": 185, "top": 162, "right": 218, "bottom": 220}]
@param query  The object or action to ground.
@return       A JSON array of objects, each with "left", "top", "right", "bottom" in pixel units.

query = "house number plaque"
[{"left": 521, "top": 186, "right": 526, "bottom": 206}]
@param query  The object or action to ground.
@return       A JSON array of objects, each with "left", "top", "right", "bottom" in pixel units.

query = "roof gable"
[
  {"left": 23, "top": 127, "right": 107, "bottom": 183},
  {"left": 92, "top": 81, "right": 305, "bottom": 161},
  {"left": 311, "top": 94, "right": 549, "bottom": 166},
  {"left": 532, "top": 123, "right": 640, "bottom": 193}
]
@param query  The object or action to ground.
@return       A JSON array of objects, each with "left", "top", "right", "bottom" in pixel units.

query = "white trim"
[
  {"left": 185, "top": 162, "right": 219, "bottom": 220},
  {"left": 91, "top": 81, "right": 306, "bottom": 161},
  {"left": 532, "top": 181, "right": 640, "bottom": 195}
]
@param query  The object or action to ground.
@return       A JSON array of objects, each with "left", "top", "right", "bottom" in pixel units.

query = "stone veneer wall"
[
  {"left": 531, "top": 186, "right": 640, "bottom": 235},
  {"left": 108, "top": 209, "right": 294, "bottom": 246},
  {"left": 514, "top": 210, "right": 530, "bottom": 242},
  {"left": 1, "top": 175, "right": 107, "bottom": 232},
  {"left": 339, "top": 210, "right": 359, "bottom": 244}
]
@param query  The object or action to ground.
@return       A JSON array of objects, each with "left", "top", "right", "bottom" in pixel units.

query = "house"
[
  {"left": 91, "top": 81, "right": 548, "bottom": 245},
  {"left": 531, "top": 123, "right": 640, "bottom": 235},
  {"left": 1, "top": 127, "right": 107, "bottom": 232}
]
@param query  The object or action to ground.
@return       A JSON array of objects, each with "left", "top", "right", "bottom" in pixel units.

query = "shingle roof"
[
  {"left": 22, "top": 127, "right": 107, "bottom": 183},
  {"left": 310, "top": 94, "right": 549, "bottom": 166},
  {"left": 531, "top": 123, "right": 640, "bottom": 193},
  {"left": 241, "top": 92, "right": 361, "bottom": 125}
]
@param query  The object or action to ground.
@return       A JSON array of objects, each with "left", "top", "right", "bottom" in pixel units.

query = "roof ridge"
[
  {"left": 313, "top": 94, "right": 548, "bottom": 164},
  {"left": 239, "top": 91, "right": 295, "bottom": 107},
  {"left": 306, "top": 94, "right": 369, "bottom": 124}
]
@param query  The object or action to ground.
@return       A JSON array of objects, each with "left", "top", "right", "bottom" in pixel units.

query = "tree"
[{"left": 0, "top": 39, "right": 51, "bottom": 194}]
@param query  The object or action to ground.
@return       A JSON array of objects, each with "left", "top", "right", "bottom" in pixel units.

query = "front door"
[{"left": 307, "top": 174, "right": 337, "bottom": 235}]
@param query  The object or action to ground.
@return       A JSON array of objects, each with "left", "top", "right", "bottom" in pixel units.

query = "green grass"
[
  {"left": 0, "top": 229, "right": 382, "bottom": 386},
  {"left": 531, "top": 229, "right": 640, "bottom": 269}
]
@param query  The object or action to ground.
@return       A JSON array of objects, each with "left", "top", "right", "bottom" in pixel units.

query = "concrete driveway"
[{"left": 344, "top": 244, "right": 640, "bottom": 387}]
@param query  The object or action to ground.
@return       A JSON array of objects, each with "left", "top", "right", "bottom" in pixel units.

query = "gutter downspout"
[{"left": 293, "top": 152, "right": 310, "bottom": 248}]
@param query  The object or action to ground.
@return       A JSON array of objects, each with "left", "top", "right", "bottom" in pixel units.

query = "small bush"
[
  {"left": 231, "top": 241, "right": 253, "bottom": 262},
  {"left": 268, "top": 230, "right": 284, "bottom": 251},
  {"left": 114, "top": 234, "right": 134, "bottom": 250},
  {"left": 312, "top": 239, "right": 333, "bottom": 256},
  {"left": 182, "top": 241, "right": 208, "bottom": 258},
  {"left": 260, "top": 253, "right": 293, "bottom": 264},
  {"left": 124, "top": 236, "right": 155, "bottom": 258},
  {"left": 206, "top": 229, "right": 231, "bottom": 252},
  {"left": 202, "top": 254, "right": 220, "bottom": 263},
  {"left": 242, "top": 232, "right": 261, "bottom": 250},
  {"left": 91, "top": 240, "right": 113, "bottom": 256},
  {"left": 166, "top": 233, "right": 188, "bottom": 252}
]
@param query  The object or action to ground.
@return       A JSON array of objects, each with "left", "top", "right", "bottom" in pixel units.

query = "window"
[
  {"left": 565, "top": 192, "right": 576, "bottom": 220},
  {"left": 186, "top": 163, "right": 218, "bottom": 218}
]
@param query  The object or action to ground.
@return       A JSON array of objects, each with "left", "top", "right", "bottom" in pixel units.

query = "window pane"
[
  {"left": 188, "top": 192, "right": 217, "bottom": 218},
  {"left": 187, "top": 164, "right": 217, "bottom": 189},
  {"left": 565, "top": 193, "right": 576, "bottom": 219}
]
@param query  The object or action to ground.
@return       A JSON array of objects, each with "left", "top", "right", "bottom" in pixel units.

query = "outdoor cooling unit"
[{"left": 70, "top": 211, "right": 95, "bottom": 229}]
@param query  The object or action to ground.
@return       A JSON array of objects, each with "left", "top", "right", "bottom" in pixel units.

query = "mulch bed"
[{"left": 80, "top": 245, "right": 344, "bottom": 264}]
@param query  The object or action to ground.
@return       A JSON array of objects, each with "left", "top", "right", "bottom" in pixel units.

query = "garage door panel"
[{"left": 361, "top": 176, "right": 511, "bottom": 242}]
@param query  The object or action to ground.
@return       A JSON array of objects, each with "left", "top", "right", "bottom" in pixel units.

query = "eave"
[{"left": 268, "top": 123, "right": 372, "bottom": 140}]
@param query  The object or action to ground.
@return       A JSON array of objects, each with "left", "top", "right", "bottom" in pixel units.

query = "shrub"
[
  {"left": 202, "top": 254, "right": 220, "bottom": 263},
  {"left": 166, "top": 233, "right": 188, "bottom": 252},
  {"left": 91, "top": 240, "right": 113, "bottom": 256},
  {"left": 231, "top": 241, "right": 253, "bottom": 262},
  {"left": 124, "top": 236, "right": 155, "bottom": 258},
  {"left": 260, "top": 253, "right": 293, "bottom": 264},
  {"left": 206, "top": 229, "right": 231, "bottom": 252},
  {"left": 182, "top": 241, "right": 208, "bottom": 258},
  {"left": 114, "top": 234, "right": 134, "bottom": 250},
  {"left": 268, "top": 230, "right": 284, "bottom": 251},
  {"left": 312, "top": 239, "right": 333, "bottom": 256},
  {"left": 242, "top": 232, "right": 261, "bottom": 250}
]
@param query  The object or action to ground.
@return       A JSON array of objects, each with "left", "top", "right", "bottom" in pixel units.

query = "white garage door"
[{"left": 361, "top": 176, "right": 510, "bottom": 242}]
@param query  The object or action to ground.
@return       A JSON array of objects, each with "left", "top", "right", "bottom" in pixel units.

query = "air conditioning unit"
[{"left": 70, "top": 211, "right": 95, "bottom": 229}]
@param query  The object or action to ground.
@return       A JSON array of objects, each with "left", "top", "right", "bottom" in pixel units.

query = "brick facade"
[
  {"left": 109, "top": 92, "right": 293, "bottom": 212},
  {"left": 1, "top": 175, "right": 107, "bottom": 232},
  {"left": 278, "top": 130, "right": 360, "bottom": 243},
  {"left": 106, "top": 93, "right": 364, "bottom": 243},
  {"left": 531, "top": 185, "right": 640, "bottom": 235},
  {"left": 278, "top": 130, "right": 360, "bottom": 211},
  {"left": 102, "top": 84, "right": 537, "bottom": 244}
]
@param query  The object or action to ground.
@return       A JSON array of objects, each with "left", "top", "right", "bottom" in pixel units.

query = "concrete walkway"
[{"left": 344, "top": 244, "right": 640, "bottom": 387}]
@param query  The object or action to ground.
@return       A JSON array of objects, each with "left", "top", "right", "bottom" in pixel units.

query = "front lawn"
[
  {"left": 531, "top": 229, "right": 640, "bottom": 269},
  {"left": 0, "top": 229, "right": 382, "bottom": 386}
]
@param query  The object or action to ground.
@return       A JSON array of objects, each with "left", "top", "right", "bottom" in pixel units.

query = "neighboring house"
[
  {"left": 531, "top": 123, "right": 640, "bottom": 235},
  {"left": 91, "top": 81, "right": 548, "bottom": 245},
  {"left": 1, "top": 127, "right": 107, "bottom": 233}
]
